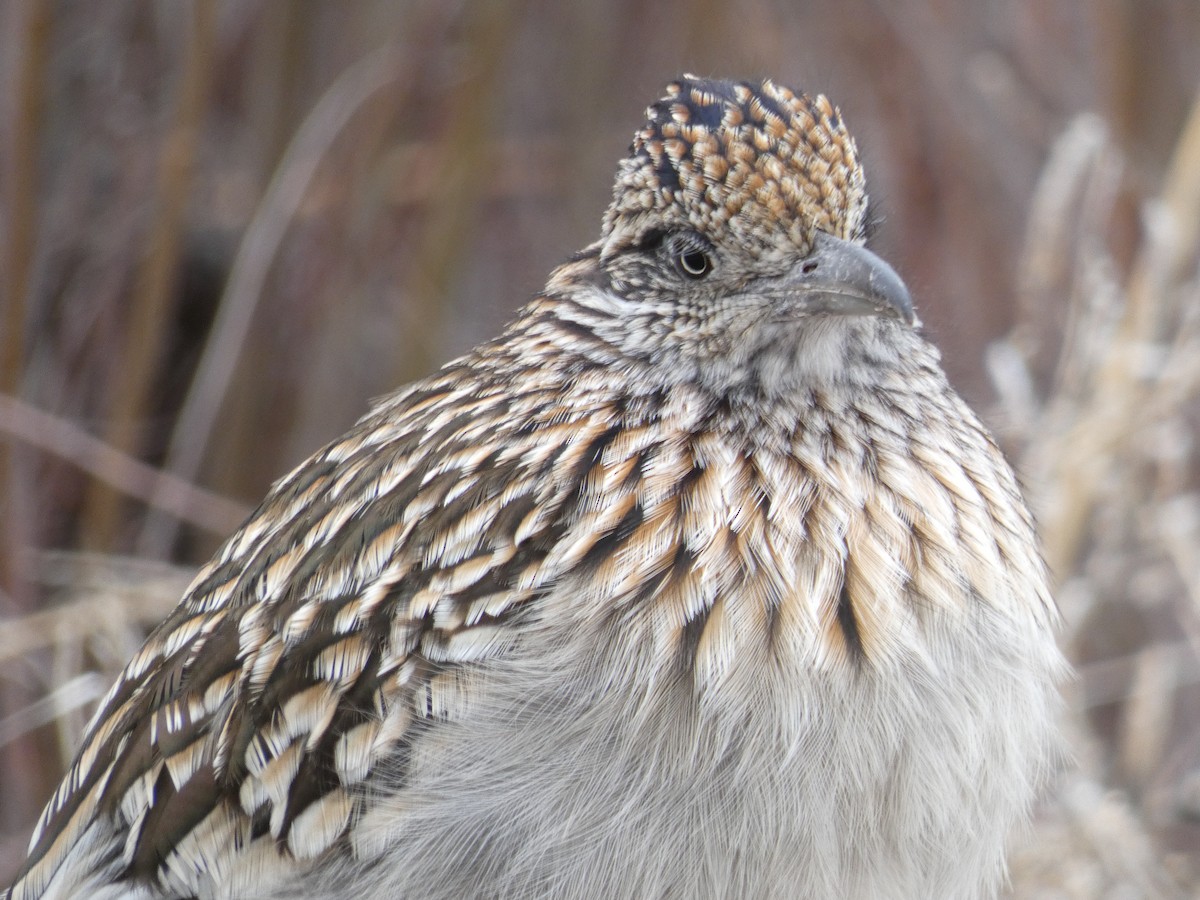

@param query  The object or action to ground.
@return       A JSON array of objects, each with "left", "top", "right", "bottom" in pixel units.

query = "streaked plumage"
[{"left": 6, "top": 77, "right": 1063, "bottom": 900}]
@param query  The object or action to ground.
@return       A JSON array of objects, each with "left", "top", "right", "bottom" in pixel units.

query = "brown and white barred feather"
[{"left": 7, "top": 76, "right": 1063, "bottom": 900}]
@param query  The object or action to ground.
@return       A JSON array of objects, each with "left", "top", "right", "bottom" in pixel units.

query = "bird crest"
[{"left": 602, "top": 76, "right": 868, "bottom": 263}]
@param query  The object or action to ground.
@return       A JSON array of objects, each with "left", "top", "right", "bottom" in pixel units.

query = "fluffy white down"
[{"left": 252, "top": 574, "right": 1061, "bottom": 900}]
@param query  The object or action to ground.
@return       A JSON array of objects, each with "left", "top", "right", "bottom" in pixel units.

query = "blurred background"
[{"left": 2, "top": 1, "right": 1199, "bottom": 894}]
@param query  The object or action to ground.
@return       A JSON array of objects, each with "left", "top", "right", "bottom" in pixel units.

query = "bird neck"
[{"left": 497, "top": 268, "right": 947, "bottom": 413}]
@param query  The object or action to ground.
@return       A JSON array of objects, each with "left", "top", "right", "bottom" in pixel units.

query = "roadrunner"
[{"left": 7, "top": 77, "right": 1063, "bottom": 899}]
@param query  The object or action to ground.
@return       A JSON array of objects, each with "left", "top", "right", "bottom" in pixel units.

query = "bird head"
[{"left": 565, "top": 76, "right": 918, "bottom": 396}]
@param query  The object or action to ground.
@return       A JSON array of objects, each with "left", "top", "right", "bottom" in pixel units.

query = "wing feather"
[{"left": 11, "top": 357, "right": 618, "bottom": 898}]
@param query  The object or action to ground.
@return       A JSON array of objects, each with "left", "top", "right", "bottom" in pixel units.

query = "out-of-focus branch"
[
  {"left": 0, "top": 0, "right": 48, "bottom": 399},
  {"left": 0, "top": 0, "right": 51, "bottom": 611},
  {"left": 394, "top": 0, "right": 527, "bottom": 384},
  {"left": 0, "top": 393, "right": 249, "bottom": 535},
  {"left": 0, "top": 551, "right": 192, "bottom": 666},
  {"left": 78, "top": 0, "right": 217, "bottom": 551},
  {"left": 137, "top": 42, "right": 411, "bottom": 558},
  {"left": 1036, "top": 90, "right": 1200, "bottom": 579}
]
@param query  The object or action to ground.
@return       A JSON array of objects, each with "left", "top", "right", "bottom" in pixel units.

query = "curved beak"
[{"left": 758, "top": 231, "right": 915, "bottom": 326}]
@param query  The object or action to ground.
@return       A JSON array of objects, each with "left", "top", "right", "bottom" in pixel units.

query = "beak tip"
[
  {"left": 884, "top": 278, "right": 916, "bottom": 326},
  {"left": 799, "top": 231, "right": 917, "bottom": 325}
]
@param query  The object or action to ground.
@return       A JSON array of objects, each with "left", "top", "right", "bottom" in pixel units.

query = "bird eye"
[
  {"left": 667, "top": 233, "right": 715, "bottom": 280},
  {"left": 677, "top": 249, "right": 712, "bottom": 279}
]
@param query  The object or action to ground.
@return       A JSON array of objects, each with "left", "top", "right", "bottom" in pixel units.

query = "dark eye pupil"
[{"left": 678, "top": 249, "right": 710, "bottom": 278}]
